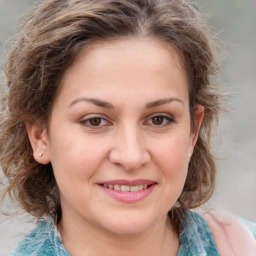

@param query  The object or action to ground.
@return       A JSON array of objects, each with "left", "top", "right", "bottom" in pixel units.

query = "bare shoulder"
[
  {"left": 240, "top": 218, "right": 256, "bottom": 239},
  {"left": 201, "top": 209, "right": 256, "bottom": 255}
]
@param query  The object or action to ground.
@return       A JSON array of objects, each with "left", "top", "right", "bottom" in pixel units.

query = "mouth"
[
  {"left": 100, "top": 184, "right": 151, "bottom": 192},
  {"left": 98, "top": 179, "right": 157, "bottom": 202}
]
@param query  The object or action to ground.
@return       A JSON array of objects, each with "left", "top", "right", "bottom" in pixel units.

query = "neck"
[{"left": 59, "top": 213, "right": 179, "bottom": 256}]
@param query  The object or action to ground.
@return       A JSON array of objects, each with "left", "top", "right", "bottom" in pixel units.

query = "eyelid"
[
  {"left": 79, "top": 113, "right": 175, "bottom": 128},
  {"left": 144, "top": 113, "right": 175, "bottom": 126},
  {"left": 79, "top": 114, "right": 112, "bottom": 128},
  {"left": 149, "top": 112, "right": 174, "bottom": 119}
]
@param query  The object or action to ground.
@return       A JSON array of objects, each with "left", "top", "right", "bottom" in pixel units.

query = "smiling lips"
[
  {"left": 98, "top": 179, "right": 157, "bottom": 202},
  {"left": 103, "top": 184, "right": 148, "bottom": 192}
]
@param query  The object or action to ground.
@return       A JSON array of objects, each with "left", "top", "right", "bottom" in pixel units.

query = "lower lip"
[{"left": 98, "top": 184, "right": 156, "bottom": 202}]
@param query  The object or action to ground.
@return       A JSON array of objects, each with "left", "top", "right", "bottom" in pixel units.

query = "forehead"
[
  {"left": 59, "top": 37, "right": 189, "bottom": 106},
  {"left": 69, "top": 36, "right": 185, "bottom": 77}
]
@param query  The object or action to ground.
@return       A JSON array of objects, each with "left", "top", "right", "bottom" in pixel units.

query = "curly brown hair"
[{"left": 0, "top": 0, "right": 221, "bottom": 233}]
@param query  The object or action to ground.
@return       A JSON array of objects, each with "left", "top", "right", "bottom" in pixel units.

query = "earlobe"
[{"left": 26, "top": 122, "right": 51, "bottom": 165}]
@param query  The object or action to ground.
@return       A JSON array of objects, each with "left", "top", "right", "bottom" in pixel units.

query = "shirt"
[{"left": 12, "top": 210, "right": 256, "bottom": 256}]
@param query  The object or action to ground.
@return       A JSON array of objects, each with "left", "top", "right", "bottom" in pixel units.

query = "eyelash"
[
  {"left": 79, "top": 114, "right": 175, "bottom": 129},
  {"left": 144, "top": 114, "right": 175, "bottom": 127},
  {"left": 80, "top": 115, "right": 111, "bottom": 128}
]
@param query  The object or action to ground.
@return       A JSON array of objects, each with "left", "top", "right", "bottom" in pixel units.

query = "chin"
[{"left": 101, "top": 212, "right": 161, "bottom": 235}]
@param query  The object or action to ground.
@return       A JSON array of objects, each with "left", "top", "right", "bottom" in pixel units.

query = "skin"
[{"left": 27, "top": 37, "right": 204, "bottom": 256}]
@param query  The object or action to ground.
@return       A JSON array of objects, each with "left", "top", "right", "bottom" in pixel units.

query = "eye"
[
  {"left": 80, "top": 116, "right": 110, "bottom": 128},
  {"left": 152, "top": 116, "right": 165, "bottom": 125},
  {"left": 89, "top": 117, "right": 103, "bottom": 126},
  {"left": 146, "top": 114, "right": 175, "bottom": 127}
]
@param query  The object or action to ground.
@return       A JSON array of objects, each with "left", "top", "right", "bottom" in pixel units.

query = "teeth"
[
  {"left": 130, "top": 186, "right": 139, "bottom": 192},
  {"left": 121, "top": 185, "right": 129, "bottom": 192},
  {"left": 138, "top": 184, "right": 144, "bottom": 191},
  {"left": 103, "top": 184, "right": 149, "bottom": 192},
  {"left": 114, "top": 185, "right": 120, "bottom": 191}
]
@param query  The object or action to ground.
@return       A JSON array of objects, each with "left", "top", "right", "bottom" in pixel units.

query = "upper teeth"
[{"left": 103, "top": 184, "right": 148, "bottom": 192}]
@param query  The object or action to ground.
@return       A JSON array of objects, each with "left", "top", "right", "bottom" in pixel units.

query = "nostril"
[{"left": 108, "top": 133, "right": 151, "bottom": 171}]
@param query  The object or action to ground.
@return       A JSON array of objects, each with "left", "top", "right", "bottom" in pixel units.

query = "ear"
[
  {"left": 26, "top": 122, "right": 51, "bottom": 165},
  {"left": 189, "top": 104, "right": 204, "bottom": 155}
]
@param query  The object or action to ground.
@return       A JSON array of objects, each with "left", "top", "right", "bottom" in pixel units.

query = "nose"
[{"left": 108, "top": 125, "right": 150, "bottom": 171}]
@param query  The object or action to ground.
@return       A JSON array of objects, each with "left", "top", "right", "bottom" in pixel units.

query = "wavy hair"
[{"left": 0, "top": 0, "right": 221, "bottom": 233}]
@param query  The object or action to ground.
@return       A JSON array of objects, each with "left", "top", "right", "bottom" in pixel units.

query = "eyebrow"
[
  {"left": 145, "top": 97, "right": 184, "bottom": 108},
  {"left": 69, "top": 97, "right": 114, "bottom": 109},
  {"left": 69, "top": 97, "right": 183, "bottom": 109}
]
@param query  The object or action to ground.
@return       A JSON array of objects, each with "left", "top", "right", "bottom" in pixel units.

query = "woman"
[{"left": 0, "top": 0, "right": 255, "bottom": 255}]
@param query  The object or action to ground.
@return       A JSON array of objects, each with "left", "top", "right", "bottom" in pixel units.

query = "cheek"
[
  {"left": 148, "top": 134, "right": 191, "bottom": 212},
  {"left": 48, "top": 135, "right": 108, "bottom": 209},
  {"left": 48, "top": 132, "right": 107, "bottom": 182},
  {"left": 151, "top": 132, "right": 191, "bottom": 179}
]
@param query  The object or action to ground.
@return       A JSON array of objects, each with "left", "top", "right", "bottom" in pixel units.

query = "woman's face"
[{"left": 30, "top": 37, "right": 203, "bottom": 235}]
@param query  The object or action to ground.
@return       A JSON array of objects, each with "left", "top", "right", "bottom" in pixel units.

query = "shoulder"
[
  {"left": 202, "top": 209, "right": 256, "bottom": 255},
  {"left": 179, "top": 209, "right": 256, "bottom": 255},
  {"left": 11, "top": 216, "right": 69, "bottom": 256},
  {"left": 241, "top": 218, "right": 256, "bottom": 239},
  {"left": 178, "top": 210, "right": 220, "bottom": 255}
]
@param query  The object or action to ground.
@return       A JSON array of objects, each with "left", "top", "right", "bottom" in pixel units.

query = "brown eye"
[
  {"left": 152, "top": 116, "right": 164, "bottom": 125},
  {"left": 145, "top": 114, "right": 174, "bottom": 127},
  {"left": 80, "top": 116, "right": 110, "bottom": 129},
  {"left": 89, "top": 118, "right": 102, "bottom": 126}
]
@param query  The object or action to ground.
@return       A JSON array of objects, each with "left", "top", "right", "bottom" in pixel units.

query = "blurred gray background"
[{"left": 0, "top": 0, "right": 255, "bottom": 255}]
